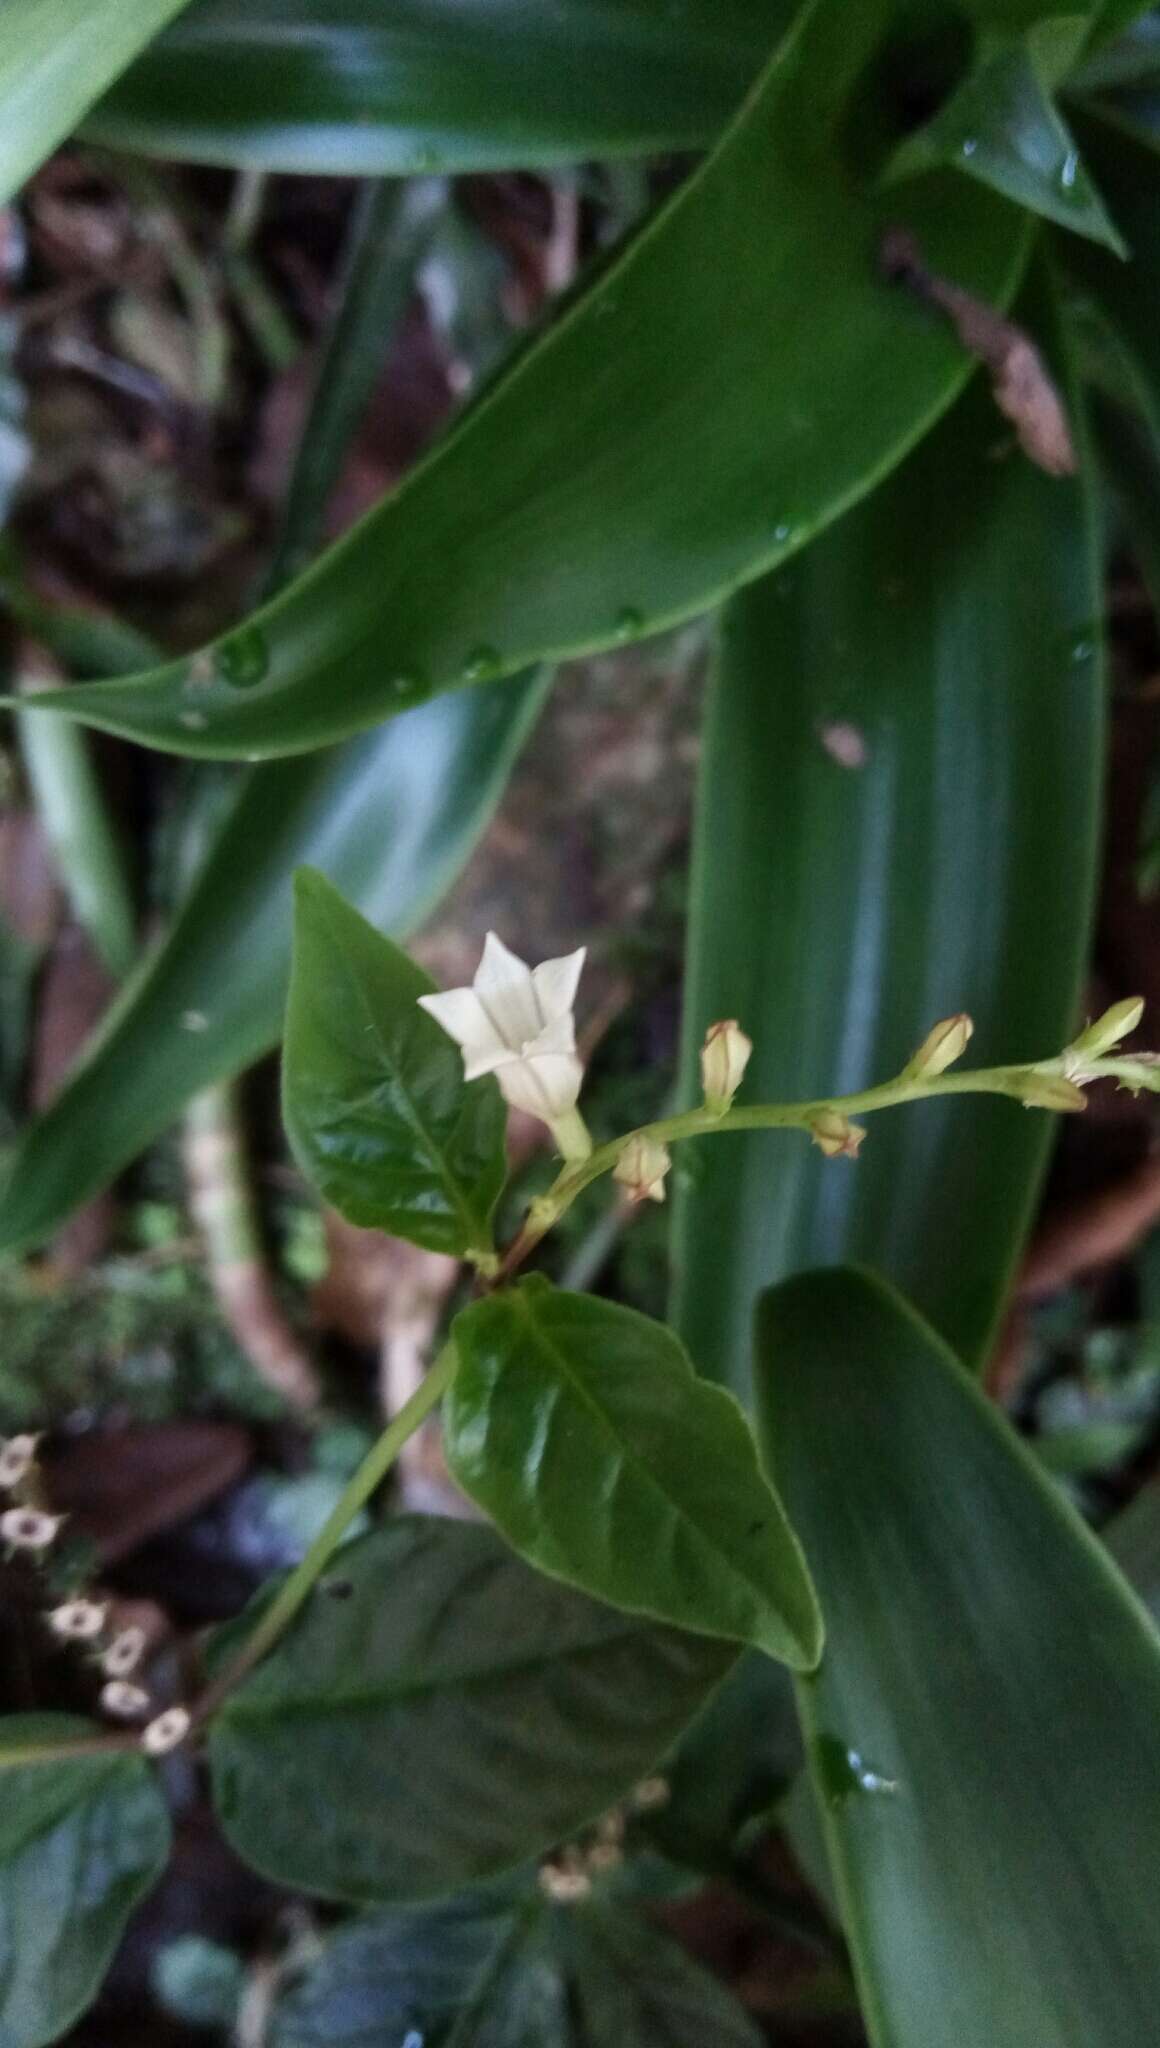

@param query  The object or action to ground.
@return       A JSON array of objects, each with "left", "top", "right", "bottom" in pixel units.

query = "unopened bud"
[
  {"left": 613, "top": 1134, "right": 672, "bottom": 1204},
  {"left": 100, "top": 1680, "right": 150, "bottom": 1720},
  {"left": 700, "top": 1019, "right": 753, "bottom": 1115},
  {"left": 0, "top": 1507, "right": 63, "bottom": 1552},
  {"left": 48, "top": 1599, "right": 107, "bottom": 1643},
  {"left": 101, "top": 1626, "right": 148, "bottom": 1678},
  {"left": 907, "top": 1013, "right": 973, "bottom": 1078},
  {"left": 0, "top": 1434, "right": 40, "bottom": 1489},
  {"left": 142, "top": 1706, "right": 191, "bottom": 1756},
  {"left": 810, "top": 1111, "right": 867, "bottom": 1159},
  {"left": 1070, "top": 997, "right": 1145, "bottom": 1059},
  {"left": 1019, "top": 1073, "right": 1088, "bottom": 1113}
]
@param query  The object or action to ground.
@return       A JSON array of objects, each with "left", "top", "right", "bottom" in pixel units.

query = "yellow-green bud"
[
  {"left": 700, "top": 1019, "right": 753, "bottom": 1115},
  {"left": 809, "top": 1111, "right": 867, "bottom": 1159},
  {"left": 613, "top": 1134, "right": 672, "bottom": 1205},
  {"left": 1019, "top": 1073, "right": 1088, "bottom": 1113},
  {"left": 1070, "top": 997, "right": 1145, "bottom": 1059},
  {"left": 906, "top": 1013, "right": 973, "bottom": 1078}
]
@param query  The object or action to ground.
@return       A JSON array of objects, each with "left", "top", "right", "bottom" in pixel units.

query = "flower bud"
[
  {"left": 101, "top": 1626, "right": 148, "bottom": 1678},
  {"left": 0, "top": 1507, "right": 63, "bottom": 1552},
  {"left": 1018, "top": 1073, "right": 1088, "bottom": 1113},
  {"left": 700, "top": 1020, "right": 753, "bottom": 1115},
  {"left": 0, "top": 1434, "right": 40, "bottom": 1489},
  {"left": 48, "top": 1599, "right": 107, "bottom": 1643},
  {"left": 613, "top": 1134, "right": 672, "bottom": 1205},
  {"left": 100, "top": 1679, "right": 150, "bottom": 1720},
  {"left": 906, "top": 1013, "right": 973, "bottom": 1078},
  {"left": 142, "top": 1706, "right": 191, "bottom": 1756},
  {"left": 809, "top": 1111, "right": 867, "bottom": 1159},
  {"left": 1070, "top": 997, "right": 1145, "bottom": 1059}
]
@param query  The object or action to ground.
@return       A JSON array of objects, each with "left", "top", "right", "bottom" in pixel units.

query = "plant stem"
[
  {"left": 193, "top": 1343, "right": 458, "bottom": 1719},
  {"left": 494, "top": 1054, "right": 1104, "bottom": 1282}
]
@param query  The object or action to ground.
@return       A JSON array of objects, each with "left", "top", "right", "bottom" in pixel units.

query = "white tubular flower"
[
  {"left": 101, "top": 1626, "right": 148, "bottom": 1678},
  {"left": 613, "top": 1135, "right": 672, "bottom": 1205},
  {"left": 0, "top": 1507, "right": 63, "bottom": 1552},
  {"left": 100, "top": 1679, "right": 150, "bottom": 1720},
  {"left": 48, "top": 1599, "right": 107, "bottom": 1642},
  {"left": 0, "top": 1435, "right": 40, "bottom": 1489},
  {"left": 419, "top": 934, "right": 589, "bottom": 1151},
  {"left": 142, "top": 1706, "right": 191, "bottom": 1757}
]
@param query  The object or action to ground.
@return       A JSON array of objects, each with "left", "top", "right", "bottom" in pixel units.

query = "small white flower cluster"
[{"left": 0, "top": 1430, "right": 190, "bottom": 1758}]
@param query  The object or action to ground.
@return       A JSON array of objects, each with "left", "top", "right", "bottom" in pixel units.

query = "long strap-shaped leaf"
[
  {"left": 87, "top": 0, "right": 790, "bottom": 175},
  {"left": 0, "top": 0, "right": 194, "bottom": 206},
  {"left": 19, "top": 0, "right": 1033, "bottom": 761},
  {"left": 0, "top": 675, "right": 546, "bottom": 1259},
  {"left": 757, "top": 1266, "right": 1160, "bottom": 2048},
  {"left": 672, "top": 342, "right": 1103, "bottom": 1397}
]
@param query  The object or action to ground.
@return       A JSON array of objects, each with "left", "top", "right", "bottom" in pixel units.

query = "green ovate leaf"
[
  {"left": 0, "top": 675, "right": 546, "bottom": 1260},
  {"left": 0, "top": 1716, "right": 171, "bottom": 2048},
  {"left": 208, "top": 1517, "right": 735, "bottom": 1904},
  {"left": 888, "top": 17, "right": 1125, "bottom": 249},
  {"left": 283, "top": 870, "right": 506, "bottom": 1258},
  {"left": 757, "top": 1268, "right": 1160, "bottom": 2048},
  {"left": 89, "top": 0, "right": 790, "bottom": 175},
  {"left": 673, "top": 315, "right": 1102, "bottom": 1399},
  {"left": 445, "top": 1277, "right": 821, "bottom": 1670},
  {"left": 272, "top": 1887, "right": 762, "bottom": 2048},
  {"left": 0, "top": 0, "right": 193, "bottom": 206},
  {"left": 22, "top": 0, "right": 1032, "bottom": 760}
]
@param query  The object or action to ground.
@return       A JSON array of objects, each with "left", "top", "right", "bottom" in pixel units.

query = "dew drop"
[
  {"left": 179, "top": 710, "right": 208, "bottom": 731},
  {"left": 1060, "top": 148, "right": 1078, "bottom": 193},
  {"left": 215, "top": 626, "right": 269, "bottom": 691},
  {"left": 461, "top": 643, "right": 501, "bottom": 684},
  {"left": 180, "top": 1010, "right": 209, "bottom": 1033},
  {"left": 388, "top": 668, "right": 427, "bottom": 702},
  {"left": 774, "top": 521, "right": 792, "bottom": 544},
  {"left": 961, "top": 136, "right": 978, "bottom": 158},
  {"left": 813, "top": 1734, "right": 899, "bottom": 1809},
  {"left": 1070, "top": 636, "right": 1094, "bottom": 666},
  {"left": 614, "top": 606, "right": 645, "bottom": 642}
]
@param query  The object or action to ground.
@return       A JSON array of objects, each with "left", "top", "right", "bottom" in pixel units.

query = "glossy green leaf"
[
  {"left": 266, "top": 177, "right": 445, "bottom": 593},
  {"left": 673, "top": 346, "right": 1102, "bottom": 1399},
  {"left": 0, "top": 0, "right": 193, "bottom": 207},
  {"left": 888, "top": 18, "right": 1125, "bottom": 250},
  {"left": 1060, "top": 114, "right": 1160, "bottom": 595},
  {"left": 0, "top": 1715, "right": 171, "bottom": 2048},
  {"left": 445, "top": 1276, "right": 821, "bottom": 1669},
  {"left": 24, "top": 0, "right": 1032, "bottom": 761},
  {"left": 1104, "top": 1479, "right": 1160, "bottom": 1618},
  {"left": 89, "top": 0, "right": 789, "bottom": 175},
  {"left": 208, "top": 1516, "right": 735, "bottom": 1904},
  {"left": 0, "top": 675, "right": 546, "bottom": 1260},
  {"left": 757, "top": 1267, "right": 1160, "bottom": 2048},
  {"left": 272, "top": 1887, "right": 762, "bottom": 2048},
  {"left": 284, "top": 870, "right": 507, "bottom": 1257}
]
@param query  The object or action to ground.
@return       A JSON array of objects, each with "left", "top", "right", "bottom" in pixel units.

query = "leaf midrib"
[
  {"left": 314, "top": 888, "right": 486, "bottom": 1247},
  {"left": 495, "top": 1292, "right": 798, "bottom": 1648}
]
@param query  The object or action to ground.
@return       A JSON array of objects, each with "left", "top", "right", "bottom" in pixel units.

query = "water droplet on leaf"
[
  {"left": 615, "top": 607, "right": 645, "bottom": 642},
  {"left": 461, "top": 644, "right": 501, "bottom": 684},
  {"left": 179, "top": 710, "right": 208, "bottom": 731},
  {"left": 813, "top": 1734, "right": 899, "bottom": 1809},
  {"left": 215, "top": 627, "right": 269, "bottom": 690}
]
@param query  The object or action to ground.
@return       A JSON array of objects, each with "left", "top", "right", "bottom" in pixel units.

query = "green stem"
[
  {"left": 193, "top": 1344, "right": 458, "bottom": 1719},
  {"left": 496, "top": 1054, "right": 1094, "bottom": 1281}
]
